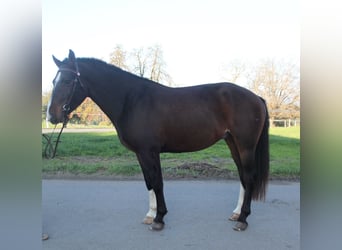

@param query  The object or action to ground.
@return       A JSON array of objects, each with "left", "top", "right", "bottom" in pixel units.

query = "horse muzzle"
[{"left": 47, "top": 107, "right": 67, "bottom": 125}]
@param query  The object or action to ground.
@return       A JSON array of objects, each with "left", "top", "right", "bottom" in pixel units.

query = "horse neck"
[{"left": 79, "top": 61, "right": 142, "bottom": 127}]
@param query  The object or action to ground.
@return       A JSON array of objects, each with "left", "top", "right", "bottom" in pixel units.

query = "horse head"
[{"left": 47, "top": 50, "right": 87, "bottom": 124}]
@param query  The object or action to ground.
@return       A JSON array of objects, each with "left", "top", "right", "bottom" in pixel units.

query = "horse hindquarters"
[
  {"left": 136, "top": 150, "right": 168, "bottom": 230},
  {"left": 224, "top": 98, "right": 270, "bottom": 231}
]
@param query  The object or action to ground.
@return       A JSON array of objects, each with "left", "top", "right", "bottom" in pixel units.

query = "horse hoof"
[
  {"left": 42, "top": 233, "right": 49, "bottom": 240},
  {"left": 228, "top": 213, "right": 240, "bottom": 221},
  {"left": 142, "top": 216, "right": 154, "bottom": 225},
  {"left": 149, "top": 222, "right": 164, "bottom": 231},
  {"left": 233, "top": 221, "right": 248, "bottom": 231}
]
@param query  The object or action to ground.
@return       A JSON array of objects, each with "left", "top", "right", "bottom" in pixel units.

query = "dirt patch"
[{"left": 162, "top": 162, "right": 238, "bottom": 179}]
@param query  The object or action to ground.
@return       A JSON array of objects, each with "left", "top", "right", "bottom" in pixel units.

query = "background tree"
[
  {"left": 224, "top": 59, "right": 300, "bottom": 124},
  {"left": 109, "top": 45, "right": 129, "bottom": 70},
  {"left": 131, "top": 47, "right": 148, "bottom": 77},
  {"left": 42, "top": 90, "right": 111, "bottom": 126},
  {"left": 72, "top": 98, "right": 111, "bottom": 125},
  {"left": 127, "top": 45, "right": 173, "bottom": 86},
  {"left": 248, "top": 59, "right": 299, "bottom": 122},
  {"left": 224, "top": 59, "right": 247, "bottom": 83}
]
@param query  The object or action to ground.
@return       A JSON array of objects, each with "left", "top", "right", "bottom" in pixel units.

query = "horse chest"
[
  {"left": 115, "top": 130, "right": 137, "bottom": 152},
  {"left": 116, "top": 126, "right": 157, "bottom": 153}
]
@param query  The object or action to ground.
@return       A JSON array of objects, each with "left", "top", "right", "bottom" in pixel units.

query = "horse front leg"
[
  {"left": 152, "top": 184, "right": 168, "bottom": 230},
  {"left": 143, "top": 190, "right": 157, "bottom": 225},
  {"left": 136, "top": 151, "right": 168, "bottom": 231}
]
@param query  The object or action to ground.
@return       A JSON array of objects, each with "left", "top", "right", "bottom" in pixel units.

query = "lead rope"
[{"left": 43, "top": 121, "right": 67, "bottom": 159}]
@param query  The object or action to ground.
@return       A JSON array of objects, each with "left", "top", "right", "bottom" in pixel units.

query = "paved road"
[{"left": 43, "top": 180, "right": 300, "bottom": 250}]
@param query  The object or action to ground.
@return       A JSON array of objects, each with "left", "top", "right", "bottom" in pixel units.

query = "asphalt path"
[{"left": 42, "top": 180, "right": 300, "bottom": 250}]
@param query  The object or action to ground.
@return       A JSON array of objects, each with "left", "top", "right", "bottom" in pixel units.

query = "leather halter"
[{"left": 54, "top": 60, "right": 87, "bottom": 124}]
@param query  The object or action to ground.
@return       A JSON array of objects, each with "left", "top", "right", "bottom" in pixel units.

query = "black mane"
[{"left": 78, "top": 57, "right": 160, "bottom": 86}]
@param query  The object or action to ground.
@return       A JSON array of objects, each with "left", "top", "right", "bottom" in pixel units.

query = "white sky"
[{"left": 42, "top": 0, "right": 299, "bottom": 91}]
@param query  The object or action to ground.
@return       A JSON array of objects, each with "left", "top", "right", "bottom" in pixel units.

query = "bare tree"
[
  {"left": 224, "top": 59, "right": 300, "bottom": 121},
  {"left": 247, "top": 59, "right": 299, "bottom": 121},
  {"left": 224, "top": 59, "right": 247, "bottom": 83},
  {"left": 132, "top": 47, "right": 148, "bottom": 77},
  {"left": 131, "top": 45, "right": 173, "bottom": 86},
  {"left": 109, "top": 45, "right": 129, "bottom": 70},
  {"left": 149, "top": 45, "right": 163, "bottom": 82}
]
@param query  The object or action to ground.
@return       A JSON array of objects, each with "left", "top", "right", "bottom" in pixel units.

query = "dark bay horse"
[{"left": 47, "top": 50, "right": 269, "bottom": 231}]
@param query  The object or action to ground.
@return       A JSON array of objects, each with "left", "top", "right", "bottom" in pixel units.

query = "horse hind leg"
[
  {"left": 224, "top": 135, "right": 247, "bottom": 228},
  {"left": 233, "top": 149, "right": 257, "bottom": 231},
  {"left": 224, "top": 133, "right": 244, "bottom": 184},
  {"left": 229, "top": 183, "right": 245, "bottom": 221}
]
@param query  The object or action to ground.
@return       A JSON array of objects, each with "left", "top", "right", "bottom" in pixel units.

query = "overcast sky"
[{"left": 42, "top": 0, "right": 299, "bottom": 91}]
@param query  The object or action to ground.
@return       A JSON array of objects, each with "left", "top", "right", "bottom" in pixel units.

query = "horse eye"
[{"left": 63, "top": 79, "right": 73, "bottom": 84}]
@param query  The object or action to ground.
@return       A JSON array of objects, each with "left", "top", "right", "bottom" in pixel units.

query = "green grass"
[
  {"left": 269, "top": 126, "right": 300, "bottom": 139},
  {"left": 42, "top": 126, "right": 300, "bottom": 179}
]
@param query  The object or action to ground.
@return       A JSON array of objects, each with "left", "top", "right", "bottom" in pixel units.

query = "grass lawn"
[{"left": 42, "top": 126, "right": 300, "bottom": 179}]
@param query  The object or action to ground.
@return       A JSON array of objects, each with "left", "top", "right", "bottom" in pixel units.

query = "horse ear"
[
  {"left": 52, "top": 55, "right": 63, "bottom": 67},
  {"left": 68, "top": 49, "right": 76, "bottom": 62}
]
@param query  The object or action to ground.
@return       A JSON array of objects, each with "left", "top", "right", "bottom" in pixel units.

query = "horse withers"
[{"left": 47, "top": 50, "right": 269, "bottom": 231}]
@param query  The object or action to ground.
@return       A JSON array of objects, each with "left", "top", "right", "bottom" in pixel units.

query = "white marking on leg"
[
  {"left": 146, "top": 190, "right": 157, "bottom": 218},
  {"left": 233, "top": 182, "right": 245, "bottom": 214}
]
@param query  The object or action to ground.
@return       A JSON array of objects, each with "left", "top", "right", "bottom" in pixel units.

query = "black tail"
[{"left": 252, "top": 98, "right": 270, "bottom": 201}]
